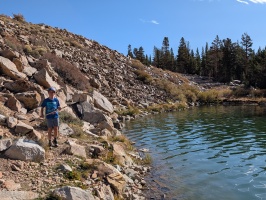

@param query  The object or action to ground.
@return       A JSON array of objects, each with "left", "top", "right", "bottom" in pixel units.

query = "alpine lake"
[{"left": 123, "top": 105, "right": 266, "bottom": 200}]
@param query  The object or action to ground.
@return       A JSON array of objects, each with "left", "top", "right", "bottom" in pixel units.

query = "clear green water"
[{"left": 123, "top": 106, "right": 266, "bottom": 200}]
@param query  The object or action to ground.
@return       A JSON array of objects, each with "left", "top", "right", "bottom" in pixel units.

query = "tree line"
[{"left": 127, "top": 33, "right": 266, "bottom": 89}]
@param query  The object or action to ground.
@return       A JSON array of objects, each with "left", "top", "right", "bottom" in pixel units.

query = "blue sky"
[{"left": 0, "top": 0, "right": 266, "bottom": 56}]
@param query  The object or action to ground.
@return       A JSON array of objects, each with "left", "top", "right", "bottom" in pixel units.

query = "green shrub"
[
  {"left": 34, "top": 46, "right": 47, "bottom": 56},
  {"left": 23, "top": 45, "right": 32, "bottom": 54},
  {"left": 59, "top": 111, "right": 83, "bottom": 126},
  {"left": 142, "top": 153, "right": 152, "bottom": 165},
  {"left": 69, "top": 124, "right": 87, "bottom": 139},
  {"left": 65, "top": 170, "right": 81, "bottom": 180}
]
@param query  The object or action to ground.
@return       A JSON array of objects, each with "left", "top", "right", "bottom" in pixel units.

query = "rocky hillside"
[{"left": 0, "top": 14, "right": 201, "bottom": 200}]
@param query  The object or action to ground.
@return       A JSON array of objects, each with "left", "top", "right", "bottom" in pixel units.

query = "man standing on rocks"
[{"left": 40, "top": 87, "right": 61, "bottom": 147}]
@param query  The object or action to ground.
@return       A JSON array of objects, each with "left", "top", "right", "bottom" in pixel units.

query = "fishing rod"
[{"left": 29, "top": 105, "right": 68, "bottom": 122}]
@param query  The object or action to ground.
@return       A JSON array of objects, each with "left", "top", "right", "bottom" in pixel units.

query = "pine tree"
[
  {"left": 195, "top": 48, "right": 201, "bottom": 74},
  {"left": 241, "top": 33, "right": 253, "bottom": 82},
  {"left": 161, "top": 37, "right": 172, "bottom": 70},
  {"left": 176, "top": 37, "right": 190, "bottom": 73}
]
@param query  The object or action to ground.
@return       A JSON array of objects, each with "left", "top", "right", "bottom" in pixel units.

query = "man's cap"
[{"left": 48, "top": 87, "right": 56, "bottom": 92}]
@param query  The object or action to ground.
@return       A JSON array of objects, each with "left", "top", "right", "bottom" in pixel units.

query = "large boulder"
[
  {"left": 96, "top": 184, "right": 114, "bottom": 200},
  {"left": 15, "top": 121, "right": 34, "bottom": 135},
  {"left": 92, "top": 91, "right": 114, "bottom": 113},
  {"left": 15, "top": 91, "right": 41, "bottom": 110},
  {"left": 64, "top": 140, "right": 87, "bottom": 159},
  {"left": 53, "top": 186, "right": 95, "bottom": 200},
  {"left": 113, "top": 143, "right": 133, "bottom": 166},
  {"left": 72, "top": 92, "right": 92, "bottom": 103},
  {"left": 83, "top": 110, "right": 110, "bottom": 124},
  {"left": 4, "top": 138, "right": 45, "bottom": 162},
  {"left": 0, "top": 49, "right": 19, "bottom": 60},
  {"left": 0, "top": 56, "right": 27, "bottom": 80},
  {"left": 76, "top": 101, "right": 111, "bottom": 125},
  {"left": 5, "top": 95, "right": 22, "bottom": 112},
  {"left": 4, "top": 80, "right": 39, "bottom": 93},
  {"left": 33, "top": 68, "right": 60, "bottom": 89},
  {"left": 107, "top": 172, "right": 126, "bottom": 195},
  {"left": 35, "top": 59, "right": 57, "bottom": 78},
  {"left": 59, "top": 123, "right": 74, "bottom": 136}
]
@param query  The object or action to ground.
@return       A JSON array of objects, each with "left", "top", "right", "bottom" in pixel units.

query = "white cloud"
[
  {"left": 237, "top": 0, "right": 249, "bottom": 4},
  {"left": 139, "top": 19, "right": 159, "bottom": 25},
  {"left": 249, "top": 0, "right": 266, "bottom": 3},
  {"left": 236, "top": 0, "right": 266, "bottom": 3},
  {"left": 151, "top": 20, "right": 159, "bottom": 25}
]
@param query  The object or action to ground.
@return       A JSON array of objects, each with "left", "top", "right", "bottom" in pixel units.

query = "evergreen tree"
[
  {"left": 176, "top": 37, "right": 190, "bottom": 73},
  {"left": 210, "top": 35, "right": 223, "bottom": 80},
  {"left": 189, "top": 50, "right": 197, "bottom": 74},
  {"left": 161, "top": 37, "right": 174, "bottom": 70},
  {"left": 241, "top": 33, "right": 253, "bottom": 82},
  {"left": 195, "top": 48, "right": 201, "bottom": 74},
  {"left": 152, "top": 46, "right": 162, "bottom": 68},
  {"left": 133, "top": 46, "right": 145, "bottom": 64},
  {"left": 220, "top": 38, "right": 236, "bottom": 82},
  {"left": 200, "top": 43, "right": 209, "bottom": 76}
]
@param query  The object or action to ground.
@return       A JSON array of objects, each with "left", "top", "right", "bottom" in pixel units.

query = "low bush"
[
  {"left": 4, "top": 35, "right": 23, "bottom": 53},
  {"left": 116, "top": 106, "right": 140, "bottom": 116},
  {"left": 65, "top": 170, "right": 81, "bottom": 180},
  {"left": 197, "top": 89, "right": 220, "bottom": 103},
  {"left": 69, "top": 124, "right": 89, "bottom": 140},
  {"left": 59, "top": 111, "right": 83, "bottom": 126},
  {"left": 13, "top": 13, "right": 25, "bottom": 22}
]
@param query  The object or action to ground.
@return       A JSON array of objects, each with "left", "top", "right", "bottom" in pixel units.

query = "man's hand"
[{"left": 40, "top": 114, "right": 44, "bottom": 119}]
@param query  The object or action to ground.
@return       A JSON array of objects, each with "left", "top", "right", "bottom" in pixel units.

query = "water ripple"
[{"left": 124, "top": 106, "right": 266, "bottom": 200}]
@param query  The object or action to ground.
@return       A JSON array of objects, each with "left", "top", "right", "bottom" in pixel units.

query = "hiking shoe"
[
  {"left": 48, "top": 140, "right": 52, "bottom": 147},
  {"left": 53, "top": 138, "right": 58, "bottom": 147}
]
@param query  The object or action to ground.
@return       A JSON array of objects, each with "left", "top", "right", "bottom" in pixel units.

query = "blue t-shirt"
[{"left": 41, "top": 97, "right": 60, "bottom": 119}]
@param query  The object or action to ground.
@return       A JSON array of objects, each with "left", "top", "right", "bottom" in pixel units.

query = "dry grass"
[
  {"left": 131, "top": 59, "right": 145, "bottom": 70},
  {"left": 134, "top": 70, "right": 153, "bottom": 84},
  {"left": 115, "top": 106, "right": 140, "bottom": 116},
  {"left": 3, "top": 35, "right": 23, "bottom": 53},
  {"left": 153, "top": 79, "right": 198, "bottom": 103},
  {"left": 42, "top": 53, "right": 92, "bottom": 91},
  {"left": 146, "top": 102, "right": 188, "bottom": 112}
]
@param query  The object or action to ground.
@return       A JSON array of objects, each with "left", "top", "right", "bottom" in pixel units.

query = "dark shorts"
[{"left": 46, "top": 118, "right": 59, "bottom": 128}]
